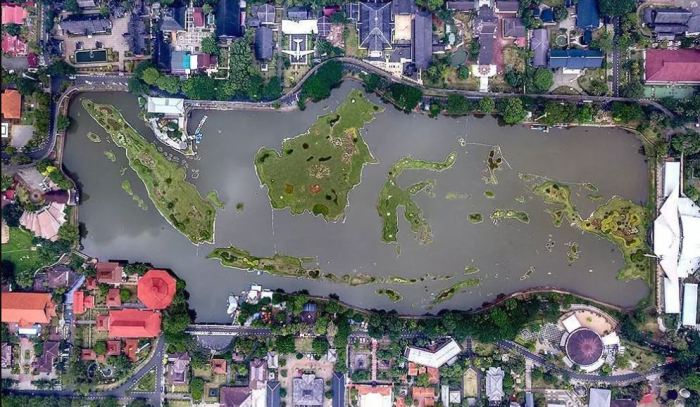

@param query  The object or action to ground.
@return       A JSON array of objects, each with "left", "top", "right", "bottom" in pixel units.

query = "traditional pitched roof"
[
  {"left": 212, "top": 358, "right": 227, "bottom": 375},
  {"left": 358, "top": 1, "right": 393, "bottom": 55},
  {"left": 486, "top": 367, "right": 504, "bottom": 402},
  {"left": 106, "top": 340, "right": 121, "bottom": 356},
  {"left": 95, "top": 262, "right": 123, "bottom": 284},
  {"left": 250, "top": 358, "right": 267, "bottom": 389},
  {"left": 332, "top": 373, "right": 345, "bottom": 407},
  {"left": 1, "top": 34, "right": 27, "bottom": 56},
  {"left": 216, "top": 0, "right": 242, "bottom": 37},
  {"left": 503, "top": 17, "right": 525, "bottom": 38},
  {"left": 137, "top": 269, "right": 176, "bottom": 309},
  {"left": 106, "top": 288, "right": 122, "bottom": 308},
  {"left": 1, "top": 90, "right": 22, "bottom": 120},
  {"left": 357, "top": 384, "right": 392, "bottom": 407},
  {"left": 73, "top": 290, "right": 95, "bottom": 315},
  {"left": 548, "top": 49, "right": 604, "bottom": 69},
  {"left": 59, "top": 17, "right": 111, "bottom": 36},
  {"left": 317, "top": 16, "right": 332, "bottom": 38},
  {"left": 34, "top": 341, "right": 59, "bottom": 374},
  {"left": 495, "top": 1, "right": 519, "bottom": 13},
  {"left": 220, "top": 386, "right": 252, "bottom": 407},
  {"left": 256, "top": 4, "right": 276, "bottom": 24},
  {"left": 81, "top": 348, "right": 96, "bottom": 361},
  {"left": 1, "top": 292, "right": 56, "bottom": 326},
  {"left": 649, "top": 8, "right": 692, "bottom": 25},
  {"left": 406, "top": 339, "right": 461, "bottom": 369},
  {"left": 589, "top": 389, "right": 612, "bottom": 407},
  {"left": 576, "top": 0, "right": 600, "bottom": 29},
  {"left": 446, "top": 1, "right": 476, "bottom": 11},
  {"left": 124, "top": 338, "right": 138, "bottom": 361},
  {"left": 392, "top": 0, "right": 416, "bottom": 15},
  {"left": 255, "top": 26, "right": 274, "bottom": 60},
  {"left": 293, "top": 374, "right": 324, "bottom": 406},
  {"left": 193, "top": 7, "right": 205, "bottom": 27},
  {"left": 106, "top": 309, "right": 162, "bottom": 338},
  {"left": 644, "top": 49, "right": 700, "bottom": 84},
  {"left": 1, "top": 4, "right": 28, "bottom": 25},
  {"left": 531, "top": 28, "right": 549, "bottom": 67},
  {"left": 413, "top": 10, "right": 433, "bottom": 69},
  {"left": 1, "top": 343, "right": 13, "bottom": 368},
  {"left": 287, "top": 6, "right": 310, "bottom": 20},
  {"left": 167, "top": 352, "right": 191, "bottom": 384}
]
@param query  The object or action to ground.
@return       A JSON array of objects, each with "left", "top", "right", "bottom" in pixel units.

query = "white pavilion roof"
[{"left": 664, "top": 277, "right": 681, "bottom": 314}]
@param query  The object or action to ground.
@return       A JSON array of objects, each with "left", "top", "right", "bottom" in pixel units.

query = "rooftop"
[
  {"left": 106, "top": 309, "right": 162, "bottom": 338},
  {"left": 1, "top": 4, "right": 27, "bottom": 25},
  {"left": 358, "top": 1, "right": 393, "bottom": 55},
  {"left": 644, "top": 49, "right": 700, "bottom": 84},
  {"left": 1, "top": 292, "right": 56, "bottom": 326},
  {"left": 566, "top": 328, "right": 604, "bottom": 366},
  {"left": 576, "top": 0, "right": 600, "bottom": 29},
  {"left": 406, "top": 338, "right": 461, "bottom": 369},
  {"left": 137, "top": 269, "right": 177, "bottom": 310},
  {"left": 293, "top": 374, "right": 324, "bottom": 406},
  {"left": 1, "top": 90, "right": 22, "bottom": 120},
  {"left": 95, "top": 262, "right": 123, "bottom": 284},
  {"left": 486, "top": 367, "right": 504, "bottom": 402}
]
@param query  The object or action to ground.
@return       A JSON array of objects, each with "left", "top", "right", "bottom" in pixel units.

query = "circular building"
[
  {"left": 137, "top": 269, "right": 176, "bottom": 310},
  {"left": 565, "top": 328, "right": 603, "bottom": 368}
]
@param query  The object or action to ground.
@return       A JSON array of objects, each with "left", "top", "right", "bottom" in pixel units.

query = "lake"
[{"left": 63, "top": 83, "right": 650, "bottom": 322}]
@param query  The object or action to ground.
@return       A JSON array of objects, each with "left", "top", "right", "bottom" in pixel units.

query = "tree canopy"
[
  {"left": 498, "top": 98, "right": 527, "bottom": 125},
  {"left": 597, "top": 0, "right": 636, "bottom": 17},
  {"left": 301, "top": 60, "right": 344, "bottom": 102}
]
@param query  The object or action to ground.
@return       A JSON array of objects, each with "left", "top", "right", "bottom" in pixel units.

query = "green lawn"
[
  {"left": 378, "top": 153, "right": 457, "bottom": 244},
  {"left": 82, "top": 100, "right": 217, "bottom": 244},
  {"left": 255, "top": 89, "right": 382, "bottom": 221},
  {"left": 134, "top": 369, "right": 156, "bottom": 392},
  {"left": 1, "top": 227, "right": 61, "bottom": 286}
]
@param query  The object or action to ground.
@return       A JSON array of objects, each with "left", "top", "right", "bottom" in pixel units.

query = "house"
[
  {"left": 146, "top": 97, "right": 185, "bottom": 116},
  {"left": 212, "top": 358, "right": 227, "bottom": 375},
  {"left": 167, "top": 352, "right": 191, "bottom": 385},
  {"left": 124, "top": 338, "right": 138, "bottom": 361},
  {"left": 575, "top": 0, "right": 600, "bottom": 30},
  {"left": 1, "top": 4, "right": 27, "bottom": 25},
  {"left": 255, "top": 26, "right": 274, "bottom": 61},
  {"left": 300, "top": 302, "right": 318, "bottom": 324},
  {"left": 446, "top": 1, "right": 476, "bottom": 12},
  {"left": 1, "top": 90, "right": 22, "bottom": 120},
  {"left": 77, "top": 0, "right": 97, "bottom": 8},
  {"left": 413, "top": 10, "right": 433, "bottom": 70},
  {"left": 486, "top": 367, "right": 504, "bottom": 404},
  {"left": 250, "top": 358, "right": 267, "bottom": 389},
  {"left": 287, "top": 6, "right": 310, "bottom": 20},
  {"left": 106, "top": 288, "right": 121, "bottom": 308},
  {"left": 317, "top": 16, "right": 332, "bottom": 39},
  {"left": 644, "top": 49, "right": 700, "bottom": 84},
  {"left": 44, "top": 190, "right": 79, "bottom": 206},
  {"left": 34, "top": 341, "right": 60, "bottom": 374},
  {"left": 255, "top": 4, "right": 276, "bottom": 25},
  {"left": 358, "top": 1, "right": 393, "bottom": 58},
  {"left": 72, "top": 290, "right": 95, "bottom": 315},
  {"left": 531, "top": 28, "right": 549, "bottom": 67},
  {"left": 502, "top": 17, "right": 525, "bottom": 39},
  {"left": 266, "top": 351, "right": 279, "bottom": 369},
  {"left": 104, "top": 309, "right": 162, "bottom": 338},
  {"left": 495, "top": 1, "right": 519, "bottom": 14},
  {"left": 126, "top": 14, "right": 148, "bottom": 56},
  {"left": 220, "top": 386, "right": 252, "bottom": 407},
  {"left": 216, "top": 0, "right": 242, "bottom": 38},
  {"left": 292, "top": 374, "right": 324, "bottom": 406},
  {"left": 643, "top": 8, "right": 694, "bottom": 39},
  {"left": 137, "top": 269, "right": 176, "bottom": 310},
  {"left": 412, "top": 386, "right": 436, "bottom": 407},
  {"left": 548, "top": 49, "right": 604, "bottom": 71},
  {"left": 161, "top": 6, "right": 186, "bottom": 34},
  {"left": 267, "top": 380, "right": 281, "bottom": 407},
  {"left": 1, "top": 343, "right": 13, "bottom": 368},
  {"left": 58, "top": 17, "right": 112, "bottom": 36},
  {"left": 1, "top": 292, "right": 57, "bottom": 332},
  {"left": 1, "top": 35, "right": 27, "bottom": 56},
  {"left": 589, "top": 389, "right": 612, "bottom": 407},
  {"left": 107, "top": 340, "right": 122, "bottom": 356},
  {"left": 356, "top": 384, "right": 392, "bottom": 407},
  {"left": 405, "top": 338, "right": 461, "bottom": 369},
  {"left": 19, "top": 202, "right": 67, "bottom": 241},
  {"left": 332, "top": 372, "right": 345, "bottom": 407},
  {"left": 81, "top": 349, "right": 96, "bottom": 361},
  {"left": 95, "top": 262, "right": 124, "bottom": 285},
  {"left": 169, "top": 51, "right": 217, "bottom": 75}
]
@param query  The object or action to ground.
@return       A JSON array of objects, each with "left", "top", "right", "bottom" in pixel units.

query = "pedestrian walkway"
[{"left": 371, "top": 339, "right": 378, "bottom": 381}]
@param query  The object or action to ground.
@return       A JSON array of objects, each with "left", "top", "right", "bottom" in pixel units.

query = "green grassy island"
[
  {"left": 378, "top": 152, "right": 457, "bottom": 244},
  {"left": 532, "top": 180, "right": 649, "bottom": 282},
  {"left": 376, "top": 289, "right": 403, "bottom": 302},
  {"left": 83, "top": 99, "right": 217, "bottom": 244},
  {"left": 432, "top": 278, "right": 481, "bottom": 304},
  {"left": 490, "top": 209, "right": 530, "bottom": 224},
  {"left": 255, "top": 89, "right": 382, "bottom": 221}
]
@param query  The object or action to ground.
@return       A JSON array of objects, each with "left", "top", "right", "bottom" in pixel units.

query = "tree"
[
  {"left": 155, "top": 75, "right": 180, "bottom": 94},
  {"left": 57, "top": 223, "right": 79, "bottom": 244},
  {"left": 1, "top": 175, "right": 13, "bottom": 191},
  {"left": 47, "top": 60, "right": 76, "bottom": 77},
  {"left": 542, "top": 102, "right": 576, "bottom": 125},
  {"left": 591, "top": 29, "right": 614, "bottom": 52},
  {"left": 620, "top": 82, "right": 643, "bottom": 98},
  {"left": 262, "top": 77, "right": 282, "bottom": 101},
  {"left": 2, "top": 204, "right": 23, "bottom": 227},
  {"left": 94, "top": 341, "right": 107, "bottom": 355},
  {"left": 554, "top": 6, "right": 568, "bottom": 22},
  {"left": 577, "top": 104, "right": 595, "bottom": 123},
  {"left": 446, "top": 94, "right": 473, "bottom": 116},
  {"left": 120, "top": 288, "right": 131, "bottom": 302},
  {"left": 65, "top": 0, "right": 80, "bottom": 13},
  {"left": 415, "top": 373, "right": 431, "bottom": 387},
  {"left": 478, "top": 97, "right": 495, "bottom": 113},
  {"left": 57, "top": 116, "right": 71, "bottom": 132},
  {"left": 16, "top": 78, "right": 39, "bottom": 96},
  {"left": 141, "top": 67, "right": 161, "bottom": 86},
  {"left": 301, "top": 61, "right": 343, "bottom": 102},
  {"left": 611, "top": 102, "right": 642, "bottom": 123},
  {"left": 182, "top": 75, "right": 219, "bottom": 100},
  {"left": 416, "top": 0, "right": 444, "bottom": 11},
  {"left": 275, "top": 335, "right": 296, "bottom": 354},
  {"left": 4, "top": 24, "right": 21, "bottom": 37},
  {"left": 597, "top": 0, "right": 636, "bottom": 17},
  {"left": 201, "top": 35, "right": 220, "bottom": 56},
  {"left": 128, "top": 77, "right": 148, "bottom": 95},
  {"left": 529, "top": 68, "right": 553, "bottom": 93},
  {"left": 312, "top": 336, "right": 329, "bottom": 356},
  {"left": 362, "top": 73, "right": 384, "bottom": 93},
  {"left": 498, "top": 98, "right": 527, "bottom": 125},
  {"left": 457, "top": 66, "right": 470, "bottom": 80},
  {"left": 670, "top": 132, "right": 700, "bottom": 156},
  {"left": 388, "top": 83, "right": 423, "bottom": 113},
  {"left": 190, "top": 377, "right": 205, "bottom": 401}
]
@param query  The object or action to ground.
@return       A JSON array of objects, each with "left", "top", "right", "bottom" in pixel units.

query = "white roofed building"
[
  {"left": 146, "top": 97, "right": 185, "bottom": 117},
  {"left": 281, "top": 19, "right": 318, "bottom": 35},
  {"left": 486, "top": 367, "right": 504, "bottom": 403},
  {"left": 664, "top": 277, "right": 681, "bottom": 314},
  {"left": 682, "top": 283, "right": 698, "bottom": 327},
  {"left": 562, "top": 314, "right": 582, "bottom": 333},
  {"left": 589, "top": 389, "right": 611, "bottom": 407},
  {"left": 405, "top": 338, "right": 461, "bottom": 369}
]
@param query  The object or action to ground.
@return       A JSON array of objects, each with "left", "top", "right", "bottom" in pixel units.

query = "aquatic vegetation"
[
  {"left": 514, "top": 195, "right": 526, "bottom": 204},
  {"left": 83, "top": 99, "right": 217, "bottom": 244},
  {"left": 583, "top": 183, "right": 599, "bottom": 193},
  {"left": 86, "top": 132, "right": 101, "bottom": 143},
  {"left": 209, "top": 246, "right": 322, "bottom": 280},
  {"left": 482, "top": 147, "right": 505, "bottom": 185},
  {"left": 484, "top": 190, "right": 495, "bottom": 199},
  {"left": 520, "top": 266, "right": 535, "bottom": 280},
  {"left": 490, "top": 209, "right": 530, "bottom": 224},
  {"left": 565, "top": 242, "right": 580, "bottom": 264},
  {"left": 385, "top": 276, "right": 418, "bottom": 284},
  {"left": 121, "top": 180, "right": 148, "bottom": 211},
  {"left": 445, "top": 192, "right": 470, "bottom": 200},
  {"left": 468, "top": 213, "right": 483, "bottom": 224},
  {"left": 103, "top": 150, "right": 116, "bottom": 162},
  {"left": 235, "top": 202, "right": 244, "bottom": 212},
  {"left": 464, "top": 266, "right": 479, "bottom": 275},
  {"left": 378, "top": 152, "right": 457, "bottom": 244},
  {"left": 588, "top": 194, "right": 603, "bottom": 201},
  {"left": 545, "top": 237, "right": 555, "bottom": 253},
  {"left": 207, "top": 191, "right": 225, "bottom": 209},
  {"left": 255, "top": 89, "right": 382, "bottom": 221},
  {"left": 531, "top": 180, "right": 649, "bottom": 282},
  {"left": 376, "top": 289, "right": 402, "bottom": 302},
  {"left": 432, "top": 278, "right": 480, "bottom": 304}
]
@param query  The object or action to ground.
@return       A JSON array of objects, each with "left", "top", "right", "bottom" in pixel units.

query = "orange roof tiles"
[
  {"left": 86, "top": 277, "right": 97, "bottom": 290},
  {"left": 356, "top": 384, "right": 392, "bottom": 396},
  {"left": 426, "top": 367, "right": 440, "bottom": 384},
  {"left": 106, "top": 288, "right": 122, "bottom": 308},
  {"left": 212, "top": 358, "right": 227, "bottom": 375},
  {"left": 96, "top": 314, "right": 110, "bottom": 331},
  {"left": 137, "top": 269, "right": 176, "bottom": 310},
  {"left": 95, "top": 262, "right": 123, "bottom": 284},
  {"left": 107, "top": 309, "right": 161, "bottom": 338},
  {"left": 81, "top": 349, "right": 96, "bottom": 361},
  {"left": 1, "top": 292, "right": 56, "bottom": 326},
  {"left": 412, "top": 386, "right": 435, "bottom": 398},
  {"left": 1, "top": 90, "right": 21, "bottom": 120},
  {"left": 106, "top": 340, "right": 121, "bottom": 356},
  {"left": 124, "top": 338, "right": 138, "bottom": 361},
  {"left": 73, "top": 290, "right": 95, "bottom": 315}
]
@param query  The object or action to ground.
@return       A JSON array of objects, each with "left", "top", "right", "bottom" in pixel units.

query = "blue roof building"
[
  {"left": 548, "top": 49, "right": 604, "bottom": 69},
  {"left": 332, "top": 372, "right": 345, "bottom": 407},
  {"left": 576, "top": 0, "right": 600, "bottom": 30}
]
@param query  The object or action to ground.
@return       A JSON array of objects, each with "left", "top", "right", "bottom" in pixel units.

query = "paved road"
[
  {"left": 185, "top": 324, "right": 273, "bottom": 337},
  {"left": 612, "top": 17, "right": 621, "bottom": 97},
  {"left": 497, "top": 340, "right": 668, "bottom": 384}
]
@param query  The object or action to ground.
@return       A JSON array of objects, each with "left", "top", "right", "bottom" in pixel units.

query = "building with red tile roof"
[
  {"left": 73, "top": 290, "right": 95, "bottom": 315},
  {"left": 193, "top": 8, "right": 205, "bottom": 27},
  {"left": 106, "top": 340, "right": 121, "bottom": 356},
  {"left": 1, "top": 292, "right": 56, "bottom": 327},
  {"left": 96, "top": 314, "right": 109, "bottom": 331},
  {"left": 106, "top": 288, "right": 122, "bottom": 308},
  {"left": 137, "top": 269, "right": 176, "bottom": 310},
  {"left": 106, "top": 309, "right": 162, "bottom": 338},
  {"left": 426, "top": 367, "right": 440, "bottom": 384},
  {"left": 211, "top": 358, "right": 227, "bottom": 375},
  {"left": 412, "top": 387, "right": 436, "bottom": 407},
  {"left": 1, "top": 4, "right": 28, "bottom": 24},
  {"left": 1, "top": 34, "right": 27, "bottom": 56},
  {"left": 86, "top": 277, "right": 97, "bottom": 290},
  {"left": 644, "top": 49, "right": 700, "bottom": 84},
  {"left": 81, "top": 349, "right": 96, "bottom": 361},
  {"left": 95, "top": 262, "right": 123, "bottom": 284},
  {"left": 124, "top": 338, "right": 138, "bottom": 361},
  {"left": 1, "top": 90, "right": 22, "bottom": 120}
]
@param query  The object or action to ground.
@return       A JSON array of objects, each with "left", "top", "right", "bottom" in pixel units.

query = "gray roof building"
[
  {"left": 77, "top": 0, "right": 96, "bottom": 8},
  {"left": 59, "top": 17, "right": 112, "bottom": 36},
  {"left": 649, "top": 8, "right": 692, "bottom": 24},
  {"left": 126, "top": 14, "right": 147, "bottom": 56},
  {"left": 503, "top": 17, "right": 525, "bottom": 38},
  {"left": 548, "top": 49, "right": 603, "bottom": 69},
  {"left": 166, "top": 352, "right": 191, "bottom": 385},
  {"left": 255, "top": 27, "right": 274, "bottom": 61},
  {"left": 589, "top": 389, "right": 612, "bottom": 407},
  {"left": 531, "top": 28, "right": 549, "bottom": 67},
  {"left": 256, "top": 4, "right": 276, "bottom": 24},
  {"left": 216, "top": 0, "right": 242, "bottom": 38},
  {"left": 495, "top": 0, "right": 519, "bottom": 13},
  {"left": 358, "top": 1, "right": 393, "bottom": 56},
  {"left": 446, "top": 1, "right": 476, "bottom": 11},
  {"left": 220, "top": 386, "right": 252, "bottom": 407},
  {"left": 318, "top": 16, "right": 332, "bottom": 38},
  {"left": 292, "top": 374, "right": 324, "bottom": 406},
  {"left": 332, "top": 372, "right": 345, "bottom": 407},
  {"left": 267, "top": 380, "right": 281, "bottom": 407},
  {"left": 393, "top": 0, "right": 416, "bottom": 15},
  {"left": 34, "top": 341, "right": 60, "bottom": 374},
  {"left": 475, "top": 6, "right": 497, "bottom": 65},
  {"left": 486, "top": 367, "right": 504, "bottom": 403},
  {"left": 287, "top": 6, "right": 310, "bottom": 20},
  {"left": 413, "top": 10, "right": 433, "bottom": 69}
]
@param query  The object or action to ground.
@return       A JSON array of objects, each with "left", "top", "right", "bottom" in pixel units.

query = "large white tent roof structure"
[
  {"left": 664, "top": 277, "right": 681, "bottom": 314},
  {"left": 682, "top": 283, "right": 698, "bottom": 327},
  {"left": 406, "top": 339, "right": 461, "bottom": 369}
]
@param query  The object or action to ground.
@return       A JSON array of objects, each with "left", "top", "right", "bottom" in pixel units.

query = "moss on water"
[
  {"left": 468, "top": 213, "right": 483, "bottom": 224},
  {"left": 484, "top": 190, "right": 495, "bottom": 199},
  {"left": 464, "top": 266, "right": 479, "bottom": 275},
  {"left": 104, "top": 150, "right": 116, "bottom": 162},
  {"left": 86, "top": 132, "right": 101, "bottom": 143},
  {"left": 376, "top": 289, "right": 402, "bottom": 302},
  {"left": 432, "top": 278, "right": 480, "bottom": 304},
  {"left": 491, "top": 209, "right": 530, "bottom": 224}
]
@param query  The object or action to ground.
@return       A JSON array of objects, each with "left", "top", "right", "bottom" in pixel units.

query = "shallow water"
[{"left": 63, "top": 83, "right": 649, "bottom": 322}]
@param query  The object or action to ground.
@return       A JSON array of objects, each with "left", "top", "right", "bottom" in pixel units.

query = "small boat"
[
  {"left": 226, "top": 295, "right": 239, "bottom": 315},
  {"left": 530, "top": 125, "right": 549, "bottom": 133}
]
